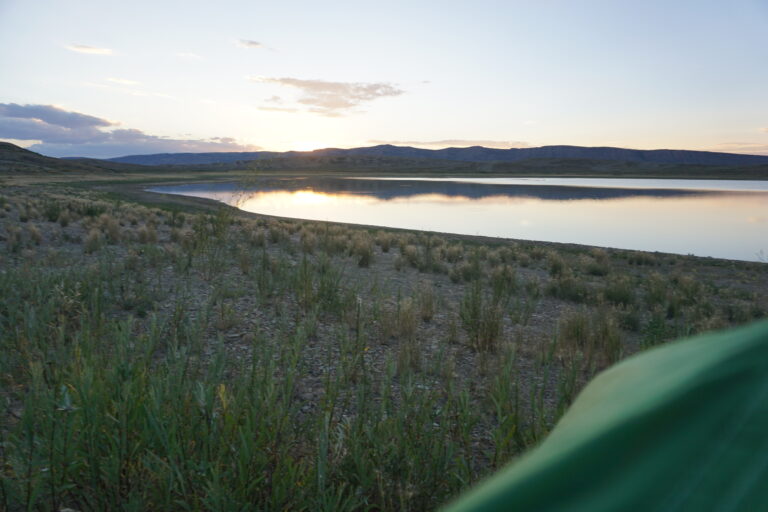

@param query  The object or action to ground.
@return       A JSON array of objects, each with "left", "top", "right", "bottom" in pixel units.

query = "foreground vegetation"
[{"left": 1, "top": 184, "right": 766, "bottom": 511}]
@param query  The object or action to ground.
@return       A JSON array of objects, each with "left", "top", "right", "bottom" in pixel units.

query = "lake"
[{"left": 150, "top": 177, "right": 768, "bottom": 262}]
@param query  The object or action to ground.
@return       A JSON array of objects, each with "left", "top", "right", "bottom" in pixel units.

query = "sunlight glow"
[{"left": 290, "top": 141, "right": 327, "bottom": 152}]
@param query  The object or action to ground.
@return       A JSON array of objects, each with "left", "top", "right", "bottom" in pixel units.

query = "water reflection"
[
  {"left": 150, "top": 177, "right": 768, "bottom": 262},
  {"left": 161, "top": 177, "right": 727, "bottom": 203}
]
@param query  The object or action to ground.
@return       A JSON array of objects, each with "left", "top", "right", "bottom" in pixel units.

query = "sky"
[{"left": 1, "top": 0, "right": 767, "bottom": 158}]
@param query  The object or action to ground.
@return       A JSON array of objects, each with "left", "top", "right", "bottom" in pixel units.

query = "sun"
[{"left": 290, "top": 141, "right": 326, "bottom": 152}]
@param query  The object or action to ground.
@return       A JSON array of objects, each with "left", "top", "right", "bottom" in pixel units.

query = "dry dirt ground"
[{"left": 1, "top": 180, "right": 767, "bottom": 509}]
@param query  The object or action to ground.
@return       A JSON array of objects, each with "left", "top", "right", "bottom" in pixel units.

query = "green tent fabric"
[{"left": 444, "top": 319, "right": 768, "bottom": 512}]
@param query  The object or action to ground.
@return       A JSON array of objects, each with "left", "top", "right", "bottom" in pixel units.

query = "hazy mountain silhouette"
[{"left": 107, "top": 144, "right": 768, "bottom": 166}]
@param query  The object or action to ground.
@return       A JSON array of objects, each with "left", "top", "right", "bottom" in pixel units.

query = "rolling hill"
[
  {"left": 105, "top": 144, "right": 768, "bottom": 167},
  {"left": 2, "top": 142, "right": 767, "bottom": 180}
]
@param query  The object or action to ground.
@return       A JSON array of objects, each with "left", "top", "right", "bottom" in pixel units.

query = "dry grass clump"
[
  {"left": 416, "top": 281, "right": 436, "bottom": 322},
  {"left": 137, "top": 223, "right": 158, "bottom": 244},
  {"left": 643, "top": 271, "right": 668, "bottom": 308},
  {"left": 268, "top": 223, "right": 288, "bottom": 244},
  {"left": 602, "top": 275, "right": 635, "bottom": 306},
  {"left": 627, "top": 251, "right": 658, "bottom": 266},
  {"left": 490, "top": 264, "right": 518, "bottom": 301},
  {"left": 580, "top": 249, "right": 610, "bottom": 276},
  {"left": 546, "top": 272, "right": 591, "bottom": 303},
  {"left": 489, "top": 245, "right": 518, "bottom": 266},
  {"left": 547, "top": 251, "right": 567, "bottom": 277},
  {"left": 300, "top": 228, "right": 318, "bottom": 254},
  {"left": 460, "top": 279, "right": 504, "bottom": 352},
  {"left": 375, "top": 231, "right": 394, "bottom": 252},
  {"left": 98, "top": 213, "right": 121, "bottom": 243},
  {"left": 443, "top": 243, "right": 465, "bottom": 263},
  {"left": 527, "top": 246, "right": 547, "bottom": 261},
  {"left": 4, "top": 225, "right": 22, "bottom": 253},
  {"left": 378, "top": 294, "right": 421, "bottom": 345},
  {"left": 84, "top": 228, "right": 101, "bottom": 253},
  {"left": 27, "top": 224, "right": 43, "bottom": 245},
  {"left": 57, "top": 208, "right": 71, "bottom": 227},
  {"left": 396, "top": 297, "right": 421, "bottom": 372},
  {"left": 236, "top": 245, "right": 253, "bottom": 275},
  {"left": 350, "top": 232, "right": 374, "bottom": 267},
  {"left": 170, "top": 227, "right": 183, "bottom": 244},
  {"left": 449, "top": 257, "right": 483, "bottom": 283},
  {"left": 558, "top": 307, "right": 622, "bottom": 366},
  {"left": 402, "top": 244, "right": 420, "bottom": 268}
]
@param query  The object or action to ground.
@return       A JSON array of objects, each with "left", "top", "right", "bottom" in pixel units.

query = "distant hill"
[
  {"left": 106, "top": 144, "right": 768, "bottom": 167},
  {"left": 0, "top": 142, "right": 130, "bottom": 174},
  {"left": 2, "top": 142, "right": 767, "bottom": 180}
]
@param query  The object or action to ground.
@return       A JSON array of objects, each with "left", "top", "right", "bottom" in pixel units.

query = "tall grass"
[{"left": 1, "top": 188, "right": 765, "bottom": 511}]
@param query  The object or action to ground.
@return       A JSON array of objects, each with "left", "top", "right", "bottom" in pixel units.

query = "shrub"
[
  {"left": 57, "top": 209, "right": 71, "bottom": 227},
  {"left": 491, "top": 264, "right": 517, "bottom": 303},
  {"left": 100, "top": 214, "right": 121, "bottom": 244},
  {"left": 583, "top": 255, "right": 609, "bottom": 276},
  {"left": 547, "top": 273, "right": 590, "bottom": 303},
  {"left": 460, "top": 280, "right": 503, "bottom": 352},
  {"left": 138, "top": 225, "right": 158, "bottom": 244},
  {"left": 547, "top": 253, "right": 567, "bottom": 277},
  {"left": 416, "top": 281, "right": 436, "bottom": 322},
  {"left": 28, "top": 225, "right": 42, "bottom": 245},
  {"left": 84, "top": 228, "right": 101, "bottom": 253},
  {"left": 603, "top": 276, "right": 635, "bottom": 306},
  {"left": 351, "top": 233, "right": 374, "bottom": 267},
  {"left": 444, "top": 244, "right": 464, "bottom": 263},
  {"left": 558, "top": 308, "right": 622, "bottom": 365},
  {"left": 375, "top": 231, "right": 393, "bottom": 252},
  {"left": 301, "top": 230, "right": 317, "bottom": 254}
]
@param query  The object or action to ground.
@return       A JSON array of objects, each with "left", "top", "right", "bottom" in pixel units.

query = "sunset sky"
[{"left": 1, "top": 0, "right": 767, "bottom": 158}]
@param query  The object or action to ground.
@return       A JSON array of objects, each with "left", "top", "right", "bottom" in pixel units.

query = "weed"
[{"left": 83, "top": 228, "right": 101, "bottom": 253}]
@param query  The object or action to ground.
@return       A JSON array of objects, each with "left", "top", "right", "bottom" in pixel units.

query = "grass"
[{"left": 0, "top": 183, "right": 766, "bottom": 511}]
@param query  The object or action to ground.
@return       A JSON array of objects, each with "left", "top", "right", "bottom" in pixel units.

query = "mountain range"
[
  {"left": 105, "top": 144, "right": 768, "bottom": 167},
  {"left": 2, "top": 141, "right": 768, "bottom": 180}
]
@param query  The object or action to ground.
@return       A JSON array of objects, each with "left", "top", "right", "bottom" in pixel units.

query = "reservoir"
[{"left": 150, "top": 177, "right": 768, "bottom": 262}]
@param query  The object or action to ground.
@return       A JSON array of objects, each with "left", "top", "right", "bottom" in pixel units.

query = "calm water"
[{"left": 150, "top": 177, "right": 768, "bottom": 262}]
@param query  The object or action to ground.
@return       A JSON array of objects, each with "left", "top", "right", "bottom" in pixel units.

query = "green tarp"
[{"left": 445, "top": 320, "right": 768, "bottom": 511}]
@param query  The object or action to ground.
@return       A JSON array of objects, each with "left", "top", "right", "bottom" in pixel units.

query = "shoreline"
[{"left": 132, "top": 178, "right": 767, "bottom": 266}]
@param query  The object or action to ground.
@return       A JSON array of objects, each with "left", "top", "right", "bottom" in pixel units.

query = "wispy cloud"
[
  {"left": 710, "top": 142, "right": 768, "bottom": 156},
  {"left": 66, "top": 44, "right": 112, "bottom": 55},
  {"left": 0, "top": 103, "right": 258, "bottom": 158},
  {"left": 761, "top": 127, "right": 768, "bottom": 133},
  {"left": 249, "top": 76, "right": 404, "bottom": 116},
  {"left": 106, "top": 77, "right": 140, "bottom": 86},
  {"left": 368, "top": 139, "right": 531, "bottom": 150},
  {"left": 237, "top": 39, "right": 264, "bottom": 49}
]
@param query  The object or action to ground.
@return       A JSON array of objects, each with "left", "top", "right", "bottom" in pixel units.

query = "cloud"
[
  {"left": 238, "top": 39, "right": 264, "bottom": 49},
  {"left": 249, "top": 76, "right": 404, "bottom": 116},
  {"left": 66, "top": 44, "right": 112, "bottom": 55},
  {"left": 709, "top": 142, "right": 768, "bottom": 156},
  {"left": 368, "top": 139, "right": 531, "bottom": 150},
  {"left": 761, "top": 127, "right": 768, "bottom": 133},
  {"left": 0, "top": 103, "right": 258, "bottom": 158},
  {"left": 0, "top": 103, "right": 113, "bottom": 144}
]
